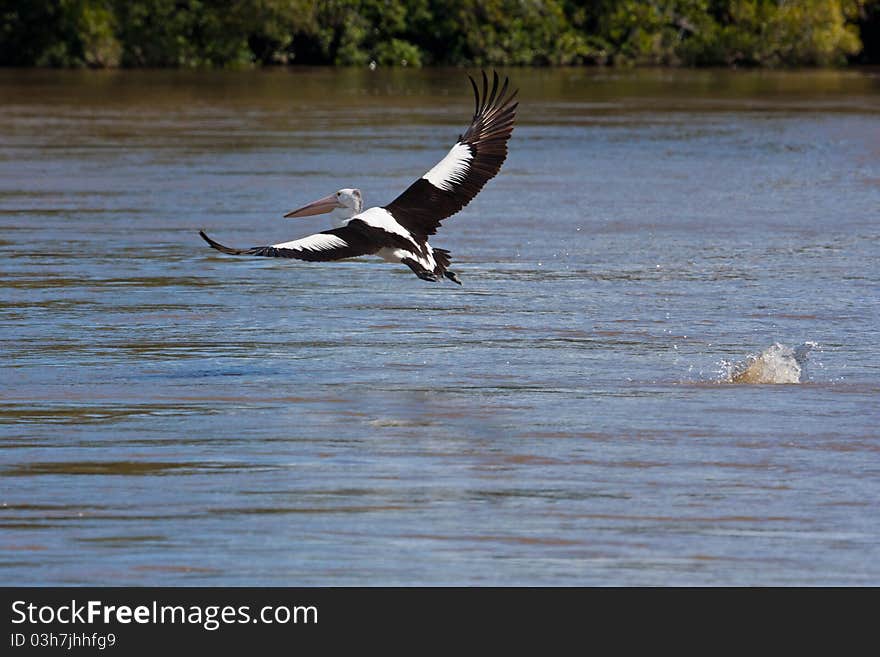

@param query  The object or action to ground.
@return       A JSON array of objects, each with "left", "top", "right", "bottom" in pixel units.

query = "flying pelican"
[{"left": 199, "top": 71, "right": 517, "bottom": 284}]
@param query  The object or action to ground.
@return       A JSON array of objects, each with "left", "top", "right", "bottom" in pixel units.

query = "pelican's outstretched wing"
[
  {"left": 383, "top": 70, "right": 518, "bottom": 240},
  {"left": 199, "top": 225, "right": 376, "bottom": 262}
]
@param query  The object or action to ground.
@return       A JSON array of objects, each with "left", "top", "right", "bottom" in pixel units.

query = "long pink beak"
[{"left": 284, "top": 193, "right": 343, "bottom": 218}]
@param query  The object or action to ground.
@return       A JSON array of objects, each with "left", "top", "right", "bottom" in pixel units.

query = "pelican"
[{"left": 199, "top": 71, "right": 517, "bottom": 284}]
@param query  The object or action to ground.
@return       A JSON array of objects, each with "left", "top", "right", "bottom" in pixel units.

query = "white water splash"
[{"left": 721, "top": 342, "right": 817, "bottom": 384}]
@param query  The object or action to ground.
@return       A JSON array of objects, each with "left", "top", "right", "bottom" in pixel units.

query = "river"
[{"left": 1, "top": 67, "right": 878, "bottom": 585}]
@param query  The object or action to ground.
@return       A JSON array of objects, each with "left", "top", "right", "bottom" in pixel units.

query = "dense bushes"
[{"left": 0, "top": 0, "right": 876, "bottom": 68}]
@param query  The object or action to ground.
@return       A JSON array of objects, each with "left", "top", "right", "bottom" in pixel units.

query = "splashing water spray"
[{"left": 721, "top": 342, "right": 818, "bottom": 384}]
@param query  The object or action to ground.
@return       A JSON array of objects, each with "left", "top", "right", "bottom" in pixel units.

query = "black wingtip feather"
[
  {"left": 468, "top": 75, "right": 479, "bottom": 117},
  {"left": 486, "top": 70, "right": 499, "bottom": 110},
  {"left": 470, "top": 69, "right": 518, "bottom": 120},
  {"left": 199, "top": 230, "right": 243, "bottom": 255},
  {"left": 498, "top": 75, "right": 510, "bottom": 105}
]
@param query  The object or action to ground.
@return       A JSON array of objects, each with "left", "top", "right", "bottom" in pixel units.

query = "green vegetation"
[{"left": 1, "top": 0, "right": 877, "bottom": 68}]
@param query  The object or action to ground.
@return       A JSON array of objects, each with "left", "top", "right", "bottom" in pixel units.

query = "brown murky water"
[{"left": 1, "top": 68, "right": 878, "bottom": 584}]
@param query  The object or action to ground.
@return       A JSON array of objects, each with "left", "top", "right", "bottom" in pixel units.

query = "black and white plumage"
[{"left": 200, "top": 71, "right": 518, "bottom": 284}]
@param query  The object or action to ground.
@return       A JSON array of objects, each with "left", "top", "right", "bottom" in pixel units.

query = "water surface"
[{"left": 1, "top": 68, "right": 878, "bottom": 585}]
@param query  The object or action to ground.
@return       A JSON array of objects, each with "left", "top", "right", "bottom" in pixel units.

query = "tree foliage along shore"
[{"left": 1, "top": 0, "right": 878, "bottom": 69}]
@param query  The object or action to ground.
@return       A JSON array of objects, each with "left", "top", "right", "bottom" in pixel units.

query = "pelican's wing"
[
  {"left": 199, "top": 225, "right": 376, "bottom": 262},
  {"left": 383, "top": 70, "right": 518, "bottom": 239}
]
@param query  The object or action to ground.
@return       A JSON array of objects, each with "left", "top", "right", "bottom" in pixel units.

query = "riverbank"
[{"left": 3, "top": 1, "right": 878, "bottom": 69}]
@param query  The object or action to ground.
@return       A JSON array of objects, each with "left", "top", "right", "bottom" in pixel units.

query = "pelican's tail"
[
  {"left": 433, "top": 247, "right": 452, "bottom": 272},
  {"left": 432, "top": 247, "right": 461, "bottom": 285}
]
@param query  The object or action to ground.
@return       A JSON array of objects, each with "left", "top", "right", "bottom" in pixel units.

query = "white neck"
[{"left": 329, "top": 205, "right": 359, "bottom": 228}]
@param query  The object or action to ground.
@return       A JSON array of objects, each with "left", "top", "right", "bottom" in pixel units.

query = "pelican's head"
[{"left": 284, "top": 188, "right": 363, "bottom": 220}]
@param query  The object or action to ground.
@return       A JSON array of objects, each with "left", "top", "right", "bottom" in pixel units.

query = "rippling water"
[{"left": 1, "top": 68, "right": 878, "bottom": 585}]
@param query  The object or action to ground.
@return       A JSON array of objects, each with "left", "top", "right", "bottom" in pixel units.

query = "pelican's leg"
[
  {"left": 444, "top": 271, "right": 462, "bottom": 285},
  {"left": 402, "top": 258, "right": 438, "bottom": 282}
]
